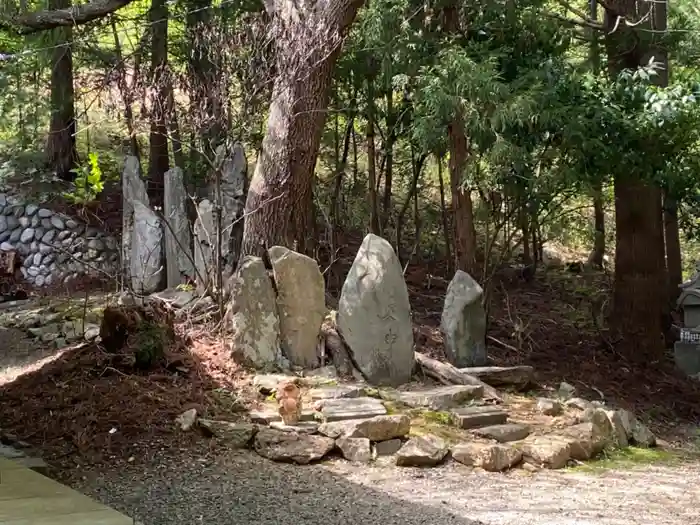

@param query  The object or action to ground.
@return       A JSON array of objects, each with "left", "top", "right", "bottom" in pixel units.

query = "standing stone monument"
[
  {"left": 121, "top": 156, "right": 148, "bottom": 279},
  {"left": 440, "top": 270, "right": 488, "bottom": 367},
  {"left": 337, "top": 234, "right": 414, "bottom": 386},
  {"left": 268, "top": 246, "right": 326, "bottom": 368},
  {"left": 130, "top": 201, "right": 165, "bottom": 294},
  {"left": 213, "top": 143, "right": 248, "bottom": 275},
  {"left": 226, "top": 255, "right": 284, "bottom": 369},
  {"left": 164, "top": 167, "right": 194, "bottom": 287},
  {"left": 675, "top": 262, "right": 700, "bottom": 378},
  {"left": 193, "top": 199, "right": 215, "bottom": 292}
]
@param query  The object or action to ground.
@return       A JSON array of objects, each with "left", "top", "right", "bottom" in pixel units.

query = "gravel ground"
[{"left": 69, "top": 450, "right": 700, "bottom": 525}]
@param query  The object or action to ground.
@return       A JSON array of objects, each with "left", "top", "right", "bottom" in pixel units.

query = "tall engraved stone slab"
[
  {"left": 212, "top": 143, "right": 248, "bottom": 274},
  {"left": 164, "top": 167, "right": 194, "bottom": 287},
  {"left": 337, "top": 234, "right": 414, "bottom": 386},
  {"left": 121, "top": 156, "right": 148, "bottom": 279},
  {"left": 193, "top": 199, "right": 215, "bottom": 292}
]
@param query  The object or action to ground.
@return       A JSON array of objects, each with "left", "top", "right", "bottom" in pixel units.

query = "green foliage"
[{"left": 64, "top": 152, "right": 105, "bottom": 204}]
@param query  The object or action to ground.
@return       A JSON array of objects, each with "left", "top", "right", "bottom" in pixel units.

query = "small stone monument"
[{"left": 675, "top": 262, "right": 700, "bottom": 378}]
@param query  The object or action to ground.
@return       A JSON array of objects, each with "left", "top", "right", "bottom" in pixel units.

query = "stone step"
[
  {"left": 397, "top": 385, "right": 483, "bottom": 410},
  {"left": 309, "top": 385, "right": 366, "bottom": 401},
  {"left": 450, "top": 406, "right": 508, "bottom": 429},
  {"left": 471, "top": 423, "right": 531, "bottom": 442},
  {"left": 318, "top": 397, "right": 387, "bottom": 422},
  {"left": 249, "top": 409, "right": 318, "bottom": 425}
]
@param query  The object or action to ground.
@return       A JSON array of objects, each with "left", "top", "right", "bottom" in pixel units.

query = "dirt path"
[{"left": 67, "top": 450, "right": 700, "bottom": 525}]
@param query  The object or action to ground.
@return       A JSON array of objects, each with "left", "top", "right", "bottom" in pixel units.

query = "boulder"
[
  {"left": 396, "top": 434, "right": 449, "bottom": 467},
  {"left": 268, "top": 246, "right": 326, "bottom": 368},
  {"left": 254, "top": 428, "right": 335, "bottom": 464},
  {"left": 452, "top": 442, "right": 522, "bottom": 471},
  {"left": 440, "top": 270, "right": 487, "bottom": 367},
  {"left": 336, "top": 437, "right": 372, "bottom": 462},
  {"left": 398, "top": 385, "right": 483, "bottom": 410},
  {"left": 616, "top": 409, "right": 656, "bottom": 447},
  {"left": 458, "top": 365, "right": 535, "bottom": 390},
  {"left": 130, "top": 201, "right": 165, "bottom": 294},
  {"left": 520, "top": 436, "right": 572, "bottom": 469},
  {"left": 604, "top": 409, "right": 629, "bottom": 448},
  {"left": 176, "top": 408, "right": 198, "bottom": 431},
  {"left": 374, "top": 438, "right": 403, "bottom": 456},
  {"left": 565, "top": 398, "right": 593, "bottom": 411},
  {"left": 226, "top": 256, "right": 283, "bottom": 368},
  {"left": 559, "top": 422, "right": 611, "bottom": 460},
  {"left": 337, "top": 234, "right": 414, "bottom": 386},
  {"left": 318, "top": 414, "right": 410, "bottom": 441},
  {"left": 198, "top": 420, "right": 256, "bottom": 448},
  {"left": 537, "top": 398, "right": 563, "bottom": 416}
]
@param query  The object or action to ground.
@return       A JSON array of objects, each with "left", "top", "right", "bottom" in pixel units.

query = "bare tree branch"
[{"left": 0, "top": 0, "right": 136, "bottom": 34}]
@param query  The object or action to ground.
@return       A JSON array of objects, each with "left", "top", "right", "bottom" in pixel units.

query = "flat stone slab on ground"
[
  {"left": 471, "top": 423, "right": 531, "bottom": 443},
  {"left": 398, "top": 385, "right": 483, "bottom": 410},
  {"left": 458, "top": 365, "right": 535, "bottom": 389},
  {"left": 253, "top": 374, "right": 296, "bottom": 394},
  {"left": 249, "top": 409, "right": 317, "bottom": 425},
  {"left": 309, "top": 385, "right": 366, "bottom": 401},
  {"left": 450, "top": 406, "right": 508, "bottom": 429},
  {"left": 269, "top": 421, "right": 320, "bottom": 434},
  {"left": 318, "top": 397, "right": 387, "bottom": 422},
  {"left": 318, "top": 415, "right": 410, "bottom": 441}
]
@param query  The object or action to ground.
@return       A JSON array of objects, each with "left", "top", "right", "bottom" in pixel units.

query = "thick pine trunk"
[
  {"left": 605, "top": 0, "right": 667, "bottom": 359},
  {"left": 240, "top": 0, "right": 365, "bottom": 258},
  {"left": 448, "top": 114, "right": 478, "bottom": 277},
  {"left": 588, "top": 181, "right": 606, "bottom": 267},
  {"left": 663, "top": 193, "right": 682, "bottom": 304},
  {"left": 444, "top": 3, "right": 477, "bottom": 277},
  {"left": 147, "top": 0, "right": 170, "bottom": 207},
  {"left": 47, "top": 0, "right": 77, "bottom": 180}
]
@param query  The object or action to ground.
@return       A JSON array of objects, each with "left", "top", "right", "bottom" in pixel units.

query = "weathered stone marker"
[
  {"left": 337, "top": 234, "right": 414, "bottom": 386},
  {"left": 440, "top": 270, "right": 487, "bottom": 367},
  {"left": 193, "top": 199, "right": 215, "bottom": 292},
  {"left": 163, "top": 167, "right": 194, "bottom": 287},
  {"left": 215, "top": 143, "right": 248, "bottom": 273},
  {"left": 268, "top": 246, "right": 326, "bottom": 368},
  {"left": 225, "top": 255, "right": 284, "bottom": 368},
  {"left": 130, "top": 201, "right": 165, "bottom": 294},
  {"left": 121, "top": 156, "right": 148, "bottom": 278}
]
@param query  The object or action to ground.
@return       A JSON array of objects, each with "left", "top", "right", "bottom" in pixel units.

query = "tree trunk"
[
  {"left": 147, "top": 0, "right": 170, "bottom": 207},
  {"left": 664, "top": 193, "right": 682, "bottom": 304},
  {"left": 47, "top": 0, "right": 77, "bottom": 181},
  {"left": 437, "top": 154, "right": 452, "bottom": 273},
  {"left": 239, "top": 0, "right": 365, "bottom": 258},
  {"left": 589, "top": 181, "right": 606, "bottom": 267},
  {"left": 448, "top": 113, "right": 478, "bottom": 277},
  {"left": 444, "top": 3, "right": 477, "bottom": 277},
  {"left": 381, "top": 87, "right": 394, "bottom": 231},
  {"left": 604, "top": 0, "right": 667, "bottom": 359},
  {"left": 366, "top": 73, "right": 381, "bottom": 235}
]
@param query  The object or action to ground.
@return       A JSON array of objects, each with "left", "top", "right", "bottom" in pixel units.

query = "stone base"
[{"left": 674, "top": 341, "right": 700, "bottom": 377}]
